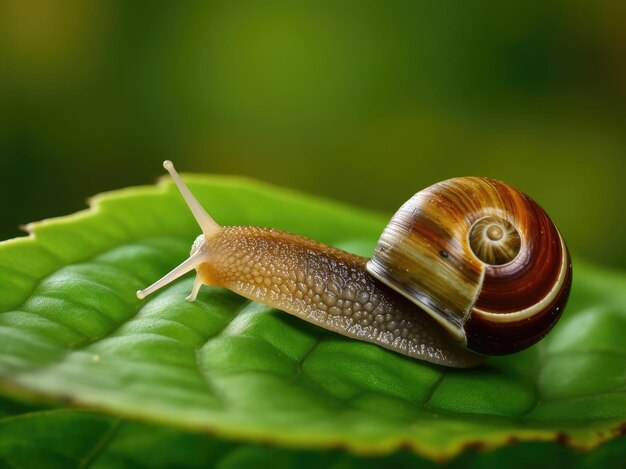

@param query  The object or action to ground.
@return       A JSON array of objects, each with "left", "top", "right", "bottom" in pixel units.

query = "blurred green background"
[{"left": 1, "top": 0, "right": 625, "bottom": 267}]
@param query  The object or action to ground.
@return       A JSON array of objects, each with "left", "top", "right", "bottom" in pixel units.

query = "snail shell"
[{"left": 367, "top": 177, "right": 572, "bottom": 355}]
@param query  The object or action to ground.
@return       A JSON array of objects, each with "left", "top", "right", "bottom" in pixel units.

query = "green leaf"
[
  {"left": 0, "top": 175, "right": 625, "bottom": 461},
  {"left": 0, "top": 402, "right": 624, "bottom": 468}
]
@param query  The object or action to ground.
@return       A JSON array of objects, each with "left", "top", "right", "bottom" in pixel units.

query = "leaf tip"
[{"left": 19, "top": 223, "right": 34, "bottom": 235}]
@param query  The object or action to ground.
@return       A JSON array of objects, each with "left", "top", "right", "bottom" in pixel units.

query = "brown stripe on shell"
[
  {"left": 367, "top": 180, "right": 486, "bottom": 339},
  {"left": 465, "top": 250, "right": 572, "bottom": 354}
]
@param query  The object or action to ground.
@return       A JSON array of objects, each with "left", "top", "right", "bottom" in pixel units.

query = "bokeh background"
[{"left": 1, "top": 1, "right": 625, "bottom": 268}]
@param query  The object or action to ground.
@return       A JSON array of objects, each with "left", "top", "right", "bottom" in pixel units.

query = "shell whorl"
[
  {"left": 468, "top": 216, "right": 521, "bottom": 265},
  {"left": 367, "top": 177, "right": 572, "bottom": 355}
]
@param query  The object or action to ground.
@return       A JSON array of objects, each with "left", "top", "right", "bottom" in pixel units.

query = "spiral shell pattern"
[
  {"left": 367, "top": 177, "right": 572, "bottom": 355},
  {"left": 468, "top": 216, "right": 521, "bottom": 265}
]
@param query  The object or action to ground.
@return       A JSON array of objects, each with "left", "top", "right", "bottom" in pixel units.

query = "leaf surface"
[
  {"left": 1, "top": 402, "right": 625, "bottom": 468},
  {"left": 0, "top": 400, "right": 625, "bottom": 468},
  {"left": 0, "top": 175, "right": 625, "bottom": 460}
]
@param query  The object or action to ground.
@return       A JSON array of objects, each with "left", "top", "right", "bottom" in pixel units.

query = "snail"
[{"left": 137, "top": 161, "right": 572, "bottom": 368}]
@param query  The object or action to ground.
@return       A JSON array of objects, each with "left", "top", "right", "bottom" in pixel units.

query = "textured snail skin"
[
  {"left": 367, "top": 177, "right": 572, "bottom": 355},
  {"left": 195, "top": 227, "right": 483, "bottom": 368}
]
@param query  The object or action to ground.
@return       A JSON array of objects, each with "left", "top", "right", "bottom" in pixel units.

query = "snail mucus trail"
[{"left": 137, "top": 161, "right": 572, "bottom": 368}]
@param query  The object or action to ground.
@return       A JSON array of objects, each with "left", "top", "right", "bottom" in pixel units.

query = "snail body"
[{"left": 137, "top": 162, "right": 572, "bottom": 368}]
